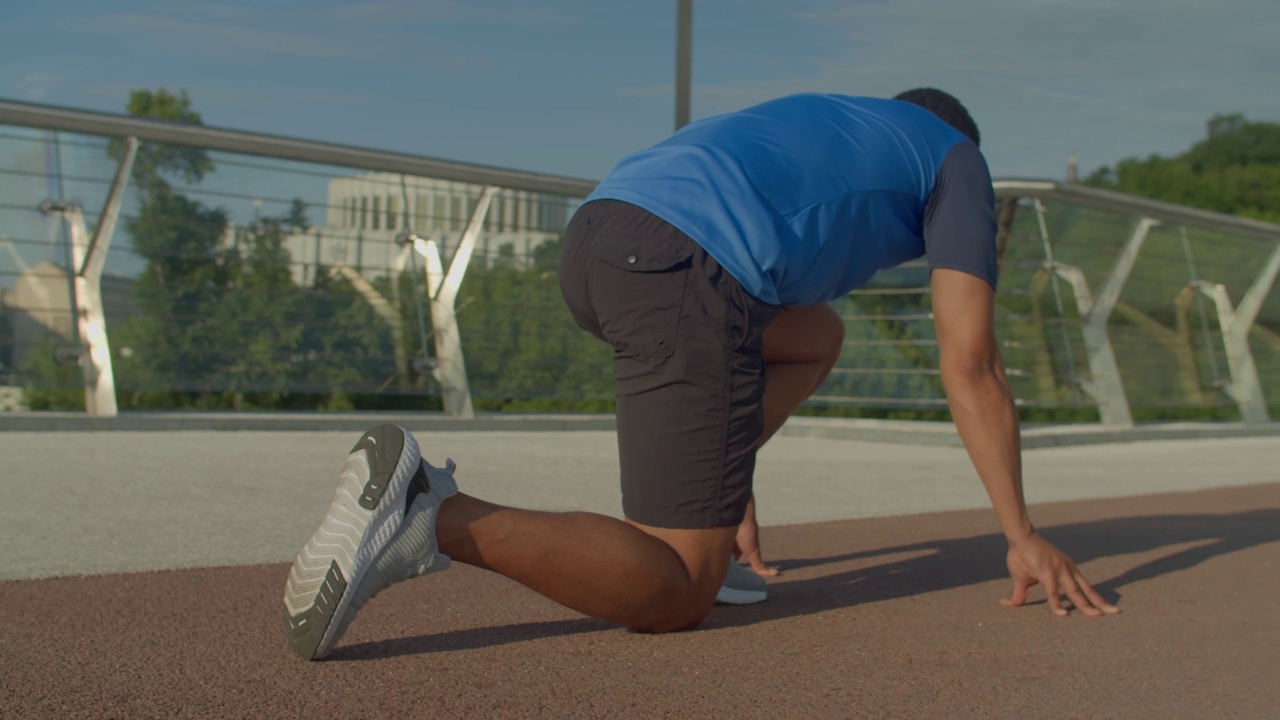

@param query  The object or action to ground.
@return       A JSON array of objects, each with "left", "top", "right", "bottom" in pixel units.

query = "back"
[{"left": 586, "top": 93, "right": 979, "bottom": 305}]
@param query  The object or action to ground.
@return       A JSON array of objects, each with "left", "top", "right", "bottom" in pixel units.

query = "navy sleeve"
[{"left": 922, "top": 141, "right": 999, "bottom": 289}]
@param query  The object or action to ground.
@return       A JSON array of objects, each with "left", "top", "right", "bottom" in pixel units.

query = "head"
[{"left": 893, "top": 88, "right": 980, "bottom": 147}]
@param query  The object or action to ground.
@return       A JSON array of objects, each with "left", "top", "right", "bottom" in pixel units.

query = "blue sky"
[{"left": 2, "top": 0, "right": 1278, "bottom": 182}]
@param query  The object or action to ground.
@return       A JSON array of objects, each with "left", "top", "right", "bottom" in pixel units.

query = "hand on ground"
[{"left": 1002, "top": 533, "right": 1119, "bottom": 617}]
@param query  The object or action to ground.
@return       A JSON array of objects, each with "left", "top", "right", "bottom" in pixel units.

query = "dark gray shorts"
[{"left": 559, "top": 200, "right": 779, "bottom": 529}]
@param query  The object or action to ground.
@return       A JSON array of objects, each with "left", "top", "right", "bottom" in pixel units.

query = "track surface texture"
[{"left": 4, "top": 480, "right": 1278, "bottom": 719}]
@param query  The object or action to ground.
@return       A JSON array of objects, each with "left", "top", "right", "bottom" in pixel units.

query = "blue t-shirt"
[{"left": 585, "top": 93, "right": 998, "bottom": 306}]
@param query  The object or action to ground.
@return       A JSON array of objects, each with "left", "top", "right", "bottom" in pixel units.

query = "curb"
[
  {"left": 0, "top": 411, "right": 617, "bottom": 434},
  {"left": 776, "top": 416, "right": 1280, "bottom": 449},
  {"left": 2, "top": 411, "right": 1277, "bottom": 448}
]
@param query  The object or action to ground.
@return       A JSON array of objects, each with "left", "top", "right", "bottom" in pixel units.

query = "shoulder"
[
  {"left": 937, "top": 140, "right": 992, "bottom": 179},
  {"left": 922, "top": 141, "right": 999, "bottom": 290}
]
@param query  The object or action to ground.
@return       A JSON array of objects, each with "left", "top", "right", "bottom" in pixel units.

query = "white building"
[
  {"left": 1, "top": 260, "right": 133, "bottom": 373},
  {"left": 285, "top": 173, "right": 570, "bottom": 286}
]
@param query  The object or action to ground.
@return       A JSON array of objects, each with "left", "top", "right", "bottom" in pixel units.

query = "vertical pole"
[
  {"left": 46, "top": 131, "right": 78, "bottom": 347},
  {"left": 1034, "top": 200, "right": 1081, "bottom": 399},
  {"left": 66, "top": 136, "right": 139, "bottom": 417},
  {"left": 1040, "top": 217, "right": 1155, "bottom": 428},
  {"left": 1053, "top": 266, "right": 1134, "bottom": 427},
  {"left": 993, "top": 198, "right": 1017, "bottom": 275},
  {"left": 675, "top": 0, "right": 693, "bottom": 131},
  {"left": 1195, "top": 242, "right": 1280, "bottom": 423},
  {"left": 412, "top": 186, "right": 499, "bottom": 418}
]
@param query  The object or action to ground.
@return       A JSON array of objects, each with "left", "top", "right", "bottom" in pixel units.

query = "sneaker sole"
[
  {"left": 715, "top": 585, "right": 768, "bottom": 605},
  {"left": 281, "top": 424, "right": 421, "bottom": 660}
]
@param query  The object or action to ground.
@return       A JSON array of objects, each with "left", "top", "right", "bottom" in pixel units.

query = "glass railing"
[{"left": 1, "top": 100, "right": 1277, "bottom": 422}]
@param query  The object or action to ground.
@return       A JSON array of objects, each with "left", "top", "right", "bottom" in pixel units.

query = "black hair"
[{"left": 893, "top": 88, "right": 981, "bottom": 147}]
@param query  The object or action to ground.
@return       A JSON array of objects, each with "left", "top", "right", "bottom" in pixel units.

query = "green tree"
[
  {"left": 105, "top": 88, "right": 312, "bottom": 408},
  {"left": 0, "top": 310, "right": 12, "bottom": 378},
  {"left": 16, "top": 342, "right": 83, "bottom": 410},
  {"left": 1085, "top": 113, "right": 1280, "bottom": 223},
  {"left": 112, "top": 186, "right": 235, "bottom": 405},
  {"left": 457, "top": 239, "right": 614, "bottom": 411},
  {"left": 108, "top": 88, "right": 213, "bottom": 192},
  {"left": 285, "top": 199, "right": 311, "bottom": 232}
]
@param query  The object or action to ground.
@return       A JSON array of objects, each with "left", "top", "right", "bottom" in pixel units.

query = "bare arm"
[
  {"left": 930, "top": 269, "right": 1032, "bottom": 543},
  {"left": 931, "top": 269, "right": 1118, "bottom": 616}
]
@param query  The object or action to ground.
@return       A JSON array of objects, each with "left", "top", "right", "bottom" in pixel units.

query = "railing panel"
[{"left": 1, "top": 103, "right": 1277, "bottom": 420}]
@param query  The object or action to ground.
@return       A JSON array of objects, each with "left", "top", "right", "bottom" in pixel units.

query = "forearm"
[{"left": 942, "top": 364, "right": 1033, "bottom": 544}]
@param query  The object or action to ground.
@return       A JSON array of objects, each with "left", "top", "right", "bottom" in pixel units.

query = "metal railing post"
[
  {"left": 1191, "top": 243, "right": 1280, "bottom": 423},
  {"left": 412, "top": 186, "right": 498, "bottom": 418},
  {"left": 1050, "top": 265, "right": 1131, "bottom": 427},
  {"left": 1042, "top": 217, "right": 1157, "bottom": 427},
  {"left": 37, "top": 136, "right": 138, "bottom": 417}
]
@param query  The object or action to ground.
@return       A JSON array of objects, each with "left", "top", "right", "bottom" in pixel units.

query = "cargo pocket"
[{"left": 589, "top": 234, "right": 695, "bottom": 359}]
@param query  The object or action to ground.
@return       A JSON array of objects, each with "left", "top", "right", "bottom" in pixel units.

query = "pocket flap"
[{"left": 591, "top": 234, "right": 694, "bottom": 272}]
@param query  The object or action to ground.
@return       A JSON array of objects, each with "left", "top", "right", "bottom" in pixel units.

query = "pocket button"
[{"left": 626, "top": 253, "right": 638, "bottom": 265}]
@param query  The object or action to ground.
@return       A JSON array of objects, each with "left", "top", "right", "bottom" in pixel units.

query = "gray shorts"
[{"left": 559, "top": 200, "right": 779, "bottom": 529}]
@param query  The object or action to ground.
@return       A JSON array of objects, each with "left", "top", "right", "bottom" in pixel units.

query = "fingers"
[
  {"left": 1000, "top": 577, "right": 1030, "bottom": 608},
  {"left": 1053, "top": 561, "right": 1123, "bottom": 617},
  {"left": 1041, "top": 573, "right": 1069, "bottom": 617},
  {"left": 1002, "top": 538, "right": 1120, "bottom": 617},
  {"left": 1074, "top": 572, "right": 1121, "bottom": 615},
  {"left": 741, "top": 548, "right": 780, "bottom": 577},
  {"left": 1057, "top": 574, "right": 1098, "bottom": 617},
  {"left": 1023, "top": 570, "right": 1120, "bottom": 617}
]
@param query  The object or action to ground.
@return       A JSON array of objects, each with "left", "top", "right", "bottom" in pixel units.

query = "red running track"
[{"left": 3, "top": 483, "right": 1278, "bottom": 719}]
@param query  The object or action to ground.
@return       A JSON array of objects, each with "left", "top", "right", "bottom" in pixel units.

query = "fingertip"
[{"left": 1103, "top": 605, "right": 1122, "bottom": 615}]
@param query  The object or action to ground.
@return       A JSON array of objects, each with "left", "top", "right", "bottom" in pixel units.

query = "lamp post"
[{"left": 675, "top": 0, "right": 692, "bottom": 130}]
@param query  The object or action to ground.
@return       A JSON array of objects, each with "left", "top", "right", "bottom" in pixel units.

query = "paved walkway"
[{"left": 1, "top": 424, "right": 1277, "bottom": 717}]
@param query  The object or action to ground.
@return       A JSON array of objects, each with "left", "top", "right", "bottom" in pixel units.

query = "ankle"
[{"left": 435, "top": 494, "right": 500, "bottom": 563}]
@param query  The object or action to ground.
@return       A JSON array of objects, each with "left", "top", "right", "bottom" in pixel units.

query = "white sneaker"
[
  {"left": 282, "top": 425, "right": 458, "bottom": 660},
  {"left": 715, "top": 557, "right": 768, "bottom": 605}
]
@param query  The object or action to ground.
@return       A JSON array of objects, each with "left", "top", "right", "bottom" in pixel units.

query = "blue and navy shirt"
[{"left": 585, "top": 93, "right": 998, "bottom": 306}]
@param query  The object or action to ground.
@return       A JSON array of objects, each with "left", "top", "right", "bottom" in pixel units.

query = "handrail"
[
  {"left": 0, "top": 97, "right": 598, "bottom": 198},
  {"left": 3, "top": 97, "right": 1277, "bottom": 241},
  {"left": 994, "top": 179, "right": 1280, "bottom": 243}
]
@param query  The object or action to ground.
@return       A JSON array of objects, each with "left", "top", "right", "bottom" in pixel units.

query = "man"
[{"left": 282, "top": 88, "right": 1118, "bottom": 661}]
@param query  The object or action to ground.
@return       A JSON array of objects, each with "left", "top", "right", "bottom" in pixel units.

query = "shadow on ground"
[
  {"left": 334, "top": 507, "right": 1279, "bottom": 660},
  {"left": 712, "top": 508, "right": 1279, "bottom": 627}
]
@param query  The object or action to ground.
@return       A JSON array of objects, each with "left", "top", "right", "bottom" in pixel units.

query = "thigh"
[
  {"left": 560, "top": 201, "right": 779, "bottom": 530},
  {"left": 609, "top": 242, "right": 777, "bottom": 530}
]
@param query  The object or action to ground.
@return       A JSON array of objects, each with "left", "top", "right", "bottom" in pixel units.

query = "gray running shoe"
[
  {"left": 282, "top": 425, "right": 458, "bottom": 660},
  {"left": 715, "top": 557, "right": 768, "bottom": 605}
]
